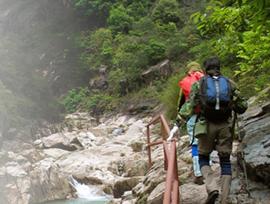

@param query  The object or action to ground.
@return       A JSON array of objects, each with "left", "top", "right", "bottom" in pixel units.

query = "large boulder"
[
  {"left": 40, "top": 132, "right": 82, "bottom": 151},
  {"left": 113, "top": 177, "right": 143, "bottom": 198},
  {"left": 89, "top": 66, "right": 108, "bottom": 91},
  {"left": 0, "top": 153, "right": 71, "bottom": 204},
  {"left": 28, "top": 158, "right": 71, "bottom": 203},
  {"left": 180, "top": 183, "right": 207, "bottom": 204},
  {"left": 238, "top": 102, "right": 270, "bottom": 186},
  {"left": 141, "top": 59, "right": 172, "bottom": 85},
  {"left": 133, "top": 146, "right": 167, "bottom": 203}
]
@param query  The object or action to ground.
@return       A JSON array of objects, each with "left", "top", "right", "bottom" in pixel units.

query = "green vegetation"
[
  {"left": 2, "top": 0, "right": 269, "bottom": 137},
  {"left": 65, "top": 0, "right": 270, "bottom": 119},
  {"left": 61, "top": 88, "right": 117, "bottom": 115},
  {"left": 190, "top": 0, "right": 270, "bottom": 96}
]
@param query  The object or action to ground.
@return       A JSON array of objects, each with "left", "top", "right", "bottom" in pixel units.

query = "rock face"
[
  {"left": 89, "top": 65, "right": 109, "bottom": 91},
  {"left": 0, "top": 150, "right": 71, "bottom": 204},
  {"left": 239, "top": 102, "right": 270, "bottom": 186},
  {"left": 141, "top": 59, "right": 172, "bottom": 85}
]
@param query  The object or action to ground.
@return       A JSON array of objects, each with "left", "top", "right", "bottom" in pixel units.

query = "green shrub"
[
  {"left": 84, "top": 93, "right": 116, "bottom": 115},
  {"left": 108, "top": 4, "right": 134, "bottom": 34},
  {"left": 108, "top": 68, "right": 126, "bottom": 94},
  {"left": 79, "top": 28, "right": 113, "bottom": 70},
  {"left": 61, "top": 88, "right": 89, "bottom": 113},
  {"left": 73, "top": 0, "right": 115, "bottom": 16},
  {"left": 159, "top": 72, "right": 185, "bottom": 120},
  {"left": 151, "top": 0, "right": 181, "bottom": 25},
  {"left": 144, "top": 39, "right": 166, "bottom": 65}
]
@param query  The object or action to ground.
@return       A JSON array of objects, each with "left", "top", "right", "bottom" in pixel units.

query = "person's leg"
[
  {"left": 192, "top": 144, "right": 204, "bottom": 184},
  {"left": 187, "top": 115, "right": 203, "bottom": 182},
  {"left": 199, "top": 122, "right": 219, "bottom": 204},
  {"left": 192, "top": 145, "right": 201, "bottom": 176},
  {"left": 219, "top": 154, "right": 232, "bottom": 204},
  {"left": 216, "top": 122, "right": 233, "bottom": 204}
]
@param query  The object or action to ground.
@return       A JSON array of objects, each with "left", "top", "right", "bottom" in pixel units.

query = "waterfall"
[{"left": 69, "top": 176, "right": 111, "bottom": 202}]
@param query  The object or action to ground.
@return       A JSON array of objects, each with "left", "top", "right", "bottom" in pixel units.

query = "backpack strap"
[{"left": 199, "top": 75, "right": 207, "bottom": 107}]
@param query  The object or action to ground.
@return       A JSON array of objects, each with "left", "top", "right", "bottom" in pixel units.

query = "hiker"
[
  {"left": 179, "top": 56, "right": 247, "bottom": 204},
  {"left": 176, "top": 61, "right": 204, "bottom": 185}
]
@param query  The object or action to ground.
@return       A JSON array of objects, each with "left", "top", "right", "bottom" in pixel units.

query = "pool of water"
[{"left": 40, "top": 198, "right": 109, "bottom": 204}]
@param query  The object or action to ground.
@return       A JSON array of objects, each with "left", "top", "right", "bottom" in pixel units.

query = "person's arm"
[
  {"left": 177, "top": 89, "right": 185, "bottom": 112},
  {"left": 179, "top": 81, "right": 200, "bottom": 120},
  {"left": 230, "top": 81, "right": 248, "bottom": 114}
]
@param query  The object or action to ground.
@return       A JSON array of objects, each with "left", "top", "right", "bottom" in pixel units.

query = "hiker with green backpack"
[
  {"left": 176, "top": 61, "right": 205, "bottom": 185},
  {"left": 179, "top": 56, "right": 248, "bottom": 204}
]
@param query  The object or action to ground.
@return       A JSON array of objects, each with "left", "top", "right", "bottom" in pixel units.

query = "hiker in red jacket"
[{"left": 176, "top": 61, "right": 204, "bottom": 185}]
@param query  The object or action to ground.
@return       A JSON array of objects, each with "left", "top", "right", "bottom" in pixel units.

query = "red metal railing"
[{"left": 146, "top": 114, "right": 179, "bottom": 204}]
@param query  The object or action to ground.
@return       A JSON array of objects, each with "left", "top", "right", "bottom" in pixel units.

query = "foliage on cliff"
[{"left": 63, "top": 0, "right": 270, "bottom": 118}]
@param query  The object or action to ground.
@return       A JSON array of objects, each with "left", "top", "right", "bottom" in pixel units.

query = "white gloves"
[{"left": 167, "top": 124, "right": 179, "bottom": 141}]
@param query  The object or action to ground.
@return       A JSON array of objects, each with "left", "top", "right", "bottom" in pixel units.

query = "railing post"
[
  {"left": 146, "top": 114, "right": 180, "bottom": 204},
  {"left": 172, "top": 140, "right": 179, "bottom": 204},
  {"left": 146, "top": 125, "right": 152, "bottom": 168}
]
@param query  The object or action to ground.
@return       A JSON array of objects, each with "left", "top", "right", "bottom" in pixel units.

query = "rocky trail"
[{"left": 0, "top": 103, "right": 270, "bottom": 204}]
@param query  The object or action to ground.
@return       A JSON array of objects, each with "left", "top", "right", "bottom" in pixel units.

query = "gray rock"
[
  {"left": 113, "top": 177, "right": 143, "bottom": 198},
  {"left": 238, "top": 102, "right": 270, "bottom": 186},
  {"left": 112, "top": 128, "right": 124, "bottom": 136},
  {"left": 141, "top": 59, "right": 172, "bottom": 85},
  {"left": 147, "top": 182, "right": 164, "bottom": 204},
  {"left": 180, "top": 183, "right": 207, "bottom": 204}
]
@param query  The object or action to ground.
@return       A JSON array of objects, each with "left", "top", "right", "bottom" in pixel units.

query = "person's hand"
[
  {"left": 167, "top": 124, "right": 179, "bottom": 141},
  {"left": 175, "top": 114, "right": 185, "bottom": 127}
]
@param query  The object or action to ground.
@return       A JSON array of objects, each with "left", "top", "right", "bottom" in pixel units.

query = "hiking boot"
[
  {"left": 205, "top": 190, "right": 219, "bottom": 204},
  {"left": 201, "top": 166, "right": 219, "bottom": 193},
  {"left": 220, "top": 175, "right": 232, "bottom": 204},
  {"left": 194, "top": 176, "right": 204, "bottom": 185}
]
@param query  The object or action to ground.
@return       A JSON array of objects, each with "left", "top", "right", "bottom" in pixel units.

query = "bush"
[
  {"left": 79, "top": 28, "right": 113, "bottom": 70},
  {"left": 108, "top": 4, "right": 134, "bottom": 34},
  {"left": 84, "top": 93, "right": 116, "bottom": 115},
  {"left": 73, "top": 0, "right": 115, "bottom": 16},
  {"left": 151, "top": 0, "right": 181, "bottom": 25},
  {"left": 159, "top": 72, "right": 186, "bottom": 120},
  {"left": 61, "top": 88, "right": 89, "bottom": 113},
  {"left": 144, "top": 39, "right": 166, "bottom": 65}
]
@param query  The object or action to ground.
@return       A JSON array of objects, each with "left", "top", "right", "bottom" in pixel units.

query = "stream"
[{"left": 40, "top": 177, "right": 111, "bottom": 204}]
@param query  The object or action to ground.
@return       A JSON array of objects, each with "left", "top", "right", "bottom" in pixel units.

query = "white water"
[{"left": 69, "top": 176, "right": 111, "bottom": 202}]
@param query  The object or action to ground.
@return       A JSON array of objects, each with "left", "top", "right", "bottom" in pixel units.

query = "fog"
[{"left": 0, "top": 0, "right": 91, "bottom": 144}]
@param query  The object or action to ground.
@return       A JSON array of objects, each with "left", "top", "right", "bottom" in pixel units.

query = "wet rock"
[
  {"left": 29, "top": 158, "right": 71, "bottom": 203},
  {"left": 113, "top": 177, "right": 143, "bottom": 198},
  {"left": 238, "top": 102, "right": 270, "bottom": 186}
]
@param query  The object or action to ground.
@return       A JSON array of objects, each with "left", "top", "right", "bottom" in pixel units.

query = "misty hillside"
[
  {"left": 0, "top": 0, "right": 269, "bottom": 143},
  {"left": 0, "top": 1, "right": 269, "bottom": 204},
  {"left": 0, "top": 0, "right": 101, "bottom": 139}
]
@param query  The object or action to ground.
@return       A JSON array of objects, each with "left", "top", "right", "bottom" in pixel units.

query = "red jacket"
[{"left": 178, "top": 71, "right": 204, "bottom": 100}]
